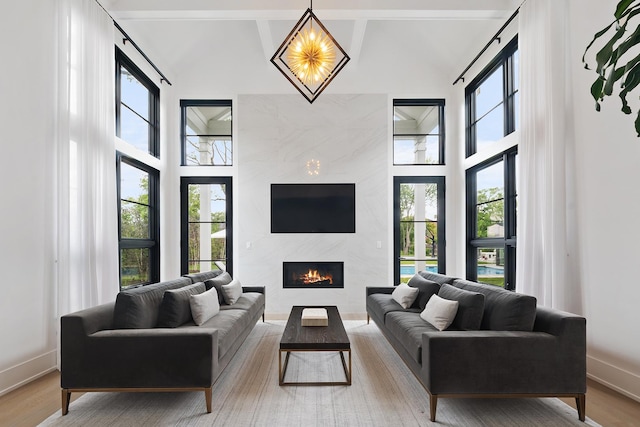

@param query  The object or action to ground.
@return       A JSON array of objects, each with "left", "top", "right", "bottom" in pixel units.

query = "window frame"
[
  {"left": 393, "top": 99, "right": 446, "bottom": 166},
  {"left": 393, "top": 176, "right": 446, "bottom": 285},
  {"left": 180, "top": 176, "right": 233, "bottom": 276},
  {"left": 116, "top": 152, "right": 160, "bottom": 289},
  {"left": 180, "top": 99, "right": 233, "bottom": 166},
  {"left": 115, "top": 48, "right": 160, "bottom": 158},
  {"left": 465, "top": 36, "right": 518, "bottom": 157},
  {"left": 465, "top": 147, "right": 517, "bottom": 290}
]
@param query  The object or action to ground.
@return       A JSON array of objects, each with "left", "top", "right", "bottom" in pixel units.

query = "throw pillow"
[
  {"left": 221, "top": 278, "right": 243, "bottom": 305},
  {"left": 438, "top": 283, "right": 485, "bottom": 330},
  {"left": 391, "top": 283, "right": 419, "bottom": 309},
  {"left": 189, "top": 287, "right": 220, "bottom": 325},
  {"left": 204, "top": 272, "right": 233, "bottom": 305},
  {"left": 407, "top": 274, "right": 441, "bottom": 310},
  {"left": 420, "top": 294, "right": 459, "bottom": 331},
  {"left": 157, "top": 282, "right": 206, "bottom": 328}
]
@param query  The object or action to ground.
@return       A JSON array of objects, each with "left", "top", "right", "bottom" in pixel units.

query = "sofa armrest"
[
  {"left": 242, "top": 286, "right": 265, "bottom": 294},
  {"left": 366, "top": 286, "right": 395, "bottom": 297},
  {"left": 422, "top": 330, "right": 585, "bottom": 394},
  {"left": 61, "top": 327, "right": 219, "bottom": 389}
]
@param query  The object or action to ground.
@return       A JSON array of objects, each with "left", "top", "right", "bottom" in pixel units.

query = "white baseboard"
[
  {"left": 587, "top": 355, "right": 640, "bottom": 402},
  {"left": 0, "top": 350, "right": 57, "bottom": 397}
]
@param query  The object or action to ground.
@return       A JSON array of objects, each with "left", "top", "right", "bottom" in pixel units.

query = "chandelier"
[{"left": 271, "top": 1, "right": 350, "bottom": 104}]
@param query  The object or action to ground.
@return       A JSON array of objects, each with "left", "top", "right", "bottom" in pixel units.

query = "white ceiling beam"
[
  {"left": 256, "top": 20, "right": 275, "bottom": 61},
  {"left": 348, "top": 19, "right": 367, "bottom": 67}
]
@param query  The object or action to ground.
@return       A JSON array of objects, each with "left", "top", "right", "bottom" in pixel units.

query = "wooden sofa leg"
[
  {"left": 576, "top": 394, "right": 586, "bottom": 421},
  {"left": 61, "top": 389, "right": 71, "bottom": 415},
  {"left": 205, "top": 387, "right": 213, "bottom": 413},
  {"left": 367, "top": 314, "right": 370, "bottom": 324},
  {"left": 429, "top": 394, "right": 437, "bottom": 422}
]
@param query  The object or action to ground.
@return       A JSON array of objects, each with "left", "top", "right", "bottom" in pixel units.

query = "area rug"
[{"left": 40, "top": 321, "right": 599, "bottom": 427}]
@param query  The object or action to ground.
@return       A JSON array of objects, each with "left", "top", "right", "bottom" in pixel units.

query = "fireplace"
[{"left": 283, "top": 262, "right": 344, "bottom": 289}]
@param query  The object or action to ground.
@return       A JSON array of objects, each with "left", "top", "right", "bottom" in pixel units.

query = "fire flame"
[{"left": 300, "top": 269, "right": 332, "bottom": 284}]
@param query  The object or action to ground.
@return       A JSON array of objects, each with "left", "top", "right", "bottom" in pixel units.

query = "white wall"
[
  {"left": 568, "top": 0, "right": 640, "bottom": 401},
  {"left": 0, "top": 0, "right": 57, "bottom": 395}
]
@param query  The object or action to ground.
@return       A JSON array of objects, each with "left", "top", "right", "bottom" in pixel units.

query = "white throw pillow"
[
  {"left": 391, "top": 283, "right": 419, "bottom": 309},
  {"left": 221, "top": 278, "right": 243, "bottom": 305},
  {"left": 420, "top": 294, "right": 459, "bottom": 331},
  {"left": 189, "top": 287, "right": 220, "bottom": 325}
]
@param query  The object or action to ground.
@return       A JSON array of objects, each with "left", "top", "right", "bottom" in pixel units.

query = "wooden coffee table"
[{"left": 279, "top": 306, "right": 352, "bottom": 386}]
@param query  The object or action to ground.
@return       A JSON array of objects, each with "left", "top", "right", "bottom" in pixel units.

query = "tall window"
[
  {"left": 117, "top": 153, "right": 160, "bottom": 288},
  {"left": 393, "top": 177, "right": 445, "bottom": 284},
  {"left": 181, "top": 100, "right": 232, "bottom": 166},
  {"left": 115, "top": 49, "right": 160, "bottom": 157},
  {"left": 393, "top": 99, "right": 445, "bottom": 165},
  {"left": 465, "top": 37, "right": 518, "bottom": 156},
  {"left": 466, "top": 148, "right": 517, "bottom": 289},
  {"left": 180, "top": 177, "right": 233, "bottom": 276}
]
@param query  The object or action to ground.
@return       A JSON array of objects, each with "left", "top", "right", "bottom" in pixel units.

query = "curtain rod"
[
  {"left": 452, "top": 6, "right": 520, "bottom": 86},
  {"left": 95, "top": 0, "right": 172, "bottom": 86}
]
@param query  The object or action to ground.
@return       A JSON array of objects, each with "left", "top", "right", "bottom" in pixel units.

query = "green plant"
[{"left": 583, "top": 0, "right": 640, "bottom": 136}]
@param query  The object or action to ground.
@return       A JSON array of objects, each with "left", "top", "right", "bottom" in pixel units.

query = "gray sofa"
[
  {"left": 366, "top": 271, "right": 586, "bottom": 422},
  {"left": 60, "top": 270, "right": 265, "bottom": 415}
]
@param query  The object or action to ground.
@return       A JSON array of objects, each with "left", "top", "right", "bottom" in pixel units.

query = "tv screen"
[{"left": 271, "top": 184, "right": 356, "bottom": 233}]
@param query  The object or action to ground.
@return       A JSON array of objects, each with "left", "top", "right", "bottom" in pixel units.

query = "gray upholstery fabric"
[
  {"left": 453, "top": 279, "right": 537, "bottom": 331},
  {"left": 385, "top": 311, "right": 438, "bottom": 364},
  {"left": 219, "top": 292, "right": 265, "bottom": 320},
  {"left": 417, "top": 271, "right": 457, "bottom": 285},
  {"left": 113, "top": 278, "right": 193, "bottom": 329},
  {"left": 204, "top": 272, "right": 233, "bottom": 305},
  {"left": 366, "top": 294, "right": 417, "bottom": 323},
  {"left": 184, "top": 270, "right": 224, "bottom": 284},
  {"left": 407, "top": 274, "right": 441, "bottom": 309},
  {"left": 195, "top": 309, "right": 253, "bottom": 358},
  {"left": 157, "top": 282, "right": 206, "bottom": 328},
  {"left": 438, "top": 283, "right": 485, "bottom": 330}
]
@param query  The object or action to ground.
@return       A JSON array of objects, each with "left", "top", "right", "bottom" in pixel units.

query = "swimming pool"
[{"left": 400, "top": 265, "right": 504, "bottom": 276}]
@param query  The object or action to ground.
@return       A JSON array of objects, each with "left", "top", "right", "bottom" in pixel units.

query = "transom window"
[
  {"left": 115, "top": 48, "right": 159, "bottom": 157},
  {"left": 181, "top": 100, "right": 232, "bottom": 166},
  {"left": 466, "top": 37, "right": 518, "bottom": 156},
  {"left": 393, "top": 99, "right": 445, "bottom": 165}
]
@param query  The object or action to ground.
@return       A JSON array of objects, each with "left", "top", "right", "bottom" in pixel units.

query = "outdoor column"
[
  {"left": 199, "top": 138, "right": 212, "bottom": 271},
  {"left": 414, "top": 137, "right": 426, "bottom": 273}
]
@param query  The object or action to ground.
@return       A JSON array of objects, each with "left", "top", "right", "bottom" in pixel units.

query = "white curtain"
[
  {"left": 55, "top": 0, "right": 119, "bottom": 331},
  {"left": 516, "top": 0, "right": 580, "bottom": 311}
]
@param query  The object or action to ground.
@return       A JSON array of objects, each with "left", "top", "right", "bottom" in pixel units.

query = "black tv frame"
[{"left": 270, "top": 183, "right": 356, "bottom": 233}]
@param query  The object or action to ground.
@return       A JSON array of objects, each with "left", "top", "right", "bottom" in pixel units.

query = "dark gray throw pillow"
[
  {"left": 407, "top": 274, "right": 441, "bottom": 310},
  {"left": 438, "top": 283, "right": 485, "bottom": 330},
  {"left": 157, "top": 282, "right": 206, "bottom": 328},
  {"left": 204, "top": 272, "right": 233, "bottom": 305}
]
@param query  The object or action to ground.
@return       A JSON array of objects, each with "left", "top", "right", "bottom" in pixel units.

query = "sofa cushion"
[
  {"left": 157, "top": 282, "right": 206, "bottom": 328},
  {"left": 204, "top": 272, "right": 233, "bottom": 305},
  {"left": 113, "top": 277, "right": 193, "bottom": 329},
  {"left": 407, "top": 274, "right": 441, "bottom": 309},
  {"left": 438, "top": 283, "right": 485, "bottom": 330},
  {"left": 420, "top": 294, "right": 459, "bottom": 331},
  {"left": 189, "top": 287, "right": 221, "bottom": 325},
  {"left": 199, "top": 308, "right": 254, "bottom": 358},
  {"left": 220, "top": 292, "right": 265, "bottom": 319},
  {"left": 417, "top": 271, "right": 457, "bottom": 285},
  {"left": 452, "top": 279, "right": 537, "bottom": 331},
  {"left": 392, "top": 283, "right": 419, "bottom": 309},
  {"left": 221, "top": 278, "right": 243, "bottom": 305},
  {"left": 385, "top": 311, "right": 439, "bottom": 364},
  {"left": 367, "top": 294, "right": 416, "bottom": 323}
]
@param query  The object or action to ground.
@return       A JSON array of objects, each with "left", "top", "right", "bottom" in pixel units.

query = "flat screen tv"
[{"left": 271, "top": 183, "right": 356, "bottom": 233}]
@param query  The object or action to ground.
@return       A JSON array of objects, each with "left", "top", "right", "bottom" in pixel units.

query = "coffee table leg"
[
  {"left": 279, "top": 350, "right": 291, "bottom": 385},
  {"left": 339, "top": 350, "right": 352, "bottom": 385}
]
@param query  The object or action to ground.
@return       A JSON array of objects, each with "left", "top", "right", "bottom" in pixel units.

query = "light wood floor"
[{"left": 0, "top": 371, "right": 638, "bottom": 426}]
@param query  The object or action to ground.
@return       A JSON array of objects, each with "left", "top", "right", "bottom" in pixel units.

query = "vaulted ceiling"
[{"left": 100, "top": 0, "right": 520, "bottom": 86}]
